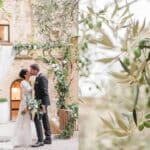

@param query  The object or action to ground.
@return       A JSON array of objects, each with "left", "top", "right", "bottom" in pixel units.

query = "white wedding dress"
[{"left": 0, "top": 80, "right": 32, "bottom": 149}]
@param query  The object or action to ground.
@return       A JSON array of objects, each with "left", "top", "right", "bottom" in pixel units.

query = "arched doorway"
[{"left": 10, "top": 79, "right": 22, "bottom": 121}]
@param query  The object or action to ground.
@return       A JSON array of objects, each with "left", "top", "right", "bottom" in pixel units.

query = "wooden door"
[{"left": 10, "top": 79, "right": 22, "bottom": 121}]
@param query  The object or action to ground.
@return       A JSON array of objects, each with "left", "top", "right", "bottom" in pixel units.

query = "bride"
[
  {"left": 11, "top": 69, "right": 33, "bottom": 147},
  {"left": 0, "top": 69, "right": 33, "bottom": 149}
]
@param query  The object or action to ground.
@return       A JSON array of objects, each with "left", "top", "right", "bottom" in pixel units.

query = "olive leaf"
[
  {"left": 135, "top": 60, "right": 147, "bottom": 77},
  {"left": 100, "top": 117, "right": 114, "bottom": 129},
  {"left": 133, "top": 20, "right": 139, "bottom": 36},
  {"left": 96, "top": 56, "right": 117, "bottom": 63},
  {"left": 144, "top": 73, "right": 150, "bottom": 86},
  {"left": 121, "top": 6, "right": 129, "bottom": 17},
  {"left": 140, "top": 18, "right": 146, "bottom": 33},
  {"left": 110, "top": 72, "right": 129, "bottom": 80},
  {"left": 87, "top": 7, "right": 94, "bottom": 15},
  {"left": 133, "top": 84, "right": 139, "bottom": 126},
  {"left": 100, "top": 31, "right": 114, "bottom": 48},
  {"left": 111, "top": 129, "right": 129, "bottom": 137},
  {"left": 114, "top": 111, "right": 128, "bottom": 131},
  {"left": 119, "top": 59, "right": 130, "bottom": 73},
  {"left": 111, "top": 0, "right": 119, "bottom": 17}
]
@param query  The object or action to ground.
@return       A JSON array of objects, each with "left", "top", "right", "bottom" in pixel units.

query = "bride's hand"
[{"left": 21, "top": 108, "right": 28, "bottom": 115}]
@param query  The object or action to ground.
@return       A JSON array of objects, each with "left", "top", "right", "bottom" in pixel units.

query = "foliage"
[
  {"left": 81, "top": 0, "right": 150, "bottom": 130},
  {"left": 56, "top": 104, "right": 78, "bottom": 139},
  {"left": 49, "top": 46, "right": 71, "bottom": 109},
  {"left": 101, "top": 111, "right": 135, "bottom": 137},
  {"left": 0, "top": 0, "right": 3, "bottom": 8},
  {"left": 13, "top": 41, "right": 70, "bottom": 57},
  {"left": 0, "top": 98, "right": 7, "bottom": 103},
  {"left": 78, "top": 40, "right": 91, "bottom": 77}
]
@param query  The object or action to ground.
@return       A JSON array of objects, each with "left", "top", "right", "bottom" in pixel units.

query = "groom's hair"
[
  {"left": 19, "top": 69, "right": 28, "bottom": 79},
  {"left": 30, "top": 64, "right": 40, "bottom": 71}
]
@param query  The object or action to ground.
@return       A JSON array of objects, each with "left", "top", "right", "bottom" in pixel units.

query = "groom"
[{"left": 30, "top": 64, "right": 52, "bottom": 147}]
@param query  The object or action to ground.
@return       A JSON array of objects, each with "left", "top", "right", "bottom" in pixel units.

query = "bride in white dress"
[
  {"left": 0, "top": 69, "right": 33, "bottom": 149},
  {"left": 11, "top": 69, "right": 32, "bottom": 147}
]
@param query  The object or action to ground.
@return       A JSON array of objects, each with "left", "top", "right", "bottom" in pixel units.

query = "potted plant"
[{"left": 0, "top": 98, "right": 9, "bottom": 123}]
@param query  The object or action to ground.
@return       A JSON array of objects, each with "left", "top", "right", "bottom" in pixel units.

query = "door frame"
[{"left": 10, "top": 79, "right": 22, "bottom": 120}]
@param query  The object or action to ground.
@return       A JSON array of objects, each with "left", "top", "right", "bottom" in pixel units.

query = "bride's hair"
[{"left": 19, "top": 69, "right": 28, "bottom": 79}]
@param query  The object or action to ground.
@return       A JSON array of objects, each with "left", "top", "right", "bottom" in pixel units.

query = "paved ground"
[{"left": 0, "top": 122, "right": 78, "bottom": 150}]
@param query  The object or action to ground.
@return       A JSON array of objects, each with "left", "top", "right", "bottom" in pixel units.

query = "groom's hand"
[{"left": 41, "top": 105, "right": 46, "bottom": 113}]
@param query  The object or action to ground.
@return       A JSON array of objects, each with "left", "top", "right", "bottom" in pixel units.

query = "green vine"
[{"left": 56, "top": 104, "right": 78, "bottom": 139}]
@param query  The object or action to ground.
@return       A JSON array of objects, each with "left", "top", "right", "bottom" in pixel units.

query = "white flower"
[
  {"left": 33, "top": 45, "right": 37, "bottom": 49},
  {"left": 52, "top": 64, "right": 57, "bottom": 68},
  {"left": 56, "top": 66, "right": 59, "bottom": 70},
  {"left": 54, "top": 66, "right": 59, "bottom": 72},
  {"left": 26, "top": 98, "right": 40, "bottom": 113},
  {"left": 63, "top": 60, "right": 67, "bottom": 64}
]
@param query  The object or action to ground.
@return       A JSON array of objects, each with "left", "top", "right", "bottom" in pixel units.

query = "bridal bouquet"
[{"left": 22, "top": 98, "right": 42, "bottom": 120}]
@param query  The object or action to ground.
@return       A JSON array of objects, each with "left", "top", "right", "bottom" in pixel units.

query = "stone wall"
[
  {"left": 0, "top": 0, "right": 33, "bottom": 43},
  {"left": 0, "top": 0, "right": 78, "bottom": 43}
]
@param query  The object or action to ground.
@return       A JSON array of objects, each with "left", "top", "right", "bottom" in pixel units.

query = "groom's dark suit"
[{"left": 34, "top": 73, "right": 51, "bottom": 143}]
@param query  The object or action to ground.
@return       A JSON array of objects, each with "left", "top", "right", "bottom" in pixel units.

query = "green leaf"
[
  {"left": 111, "top": 129, "right": 129, "bottom": 137},
  {"left": 133, "top": 108, "right": 137, "bottom": 126},
  {"left": 88, "top": 38, "right": 100, "bottom": 44},
  {"left": 117, "top": 78, "right": 132, "bottom": 84},
  {"left": 100, "top": 117, "right": 114, "bottom": 129},
  {"left": 119, "top": 59, "right": 130, "bottom": 73},
  {"left": 111, "top": 1, "right": 119, "bottom": 18},
  {"left": 136, "top": 60, "right": 146, "bottom": 76},
  {"left": 120, "top": 14, "right": 134, "bottom": 26},
  {"left": 122, "top": 14, "right": 134, "bottom": 22},
  {"left": 97, "top": 57, "right": 117, "bottom": 63},
  {"left": 133, "top": 20, "right": 139, "bottom": 36},
  {"left": 133, "top": 85, "right": 139, "bottom": 108},
  {"left": 130, "top": 63, "right": 138, "bottom": 75},
  {"left": 133, "top": 85, "right": 139, "bottom": 126},
  {"left": 110, "top": 72, "right": 128, "bottom": 79},
  {"left": 114, "top": 112, "right": 128, "bottom": 131},
  {"left": 87, "top": 7, "right": 94, "bottom": 14},
  {"left": 140, "top": 18, "right": 146, "bottom": 33},
  {"left": 121, "top": 7, "right": 129, "bottom": 17},
  {"left": 100, "top": 31, "right": 114, "bottom": 48},
  {"left": 144, "top": 74, "right": 150, "bottom": 86}
]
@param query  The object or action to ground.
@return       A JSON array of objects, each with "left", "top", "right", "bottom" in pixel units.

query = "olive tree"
[{"left": 80, "top": 0, "right": 150, "bottom": 136}]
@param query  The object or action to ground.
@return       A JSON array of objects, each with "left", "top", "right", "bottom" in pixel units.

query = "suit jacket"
[{"left": 34, "top": 73, "right": 50, "bottom": 105}]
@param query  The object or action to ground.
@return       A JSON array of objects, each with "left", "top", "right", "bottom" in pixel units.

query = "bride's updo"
[{"left": 19, "top": 69, "right": 28, "bottom": 79}]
